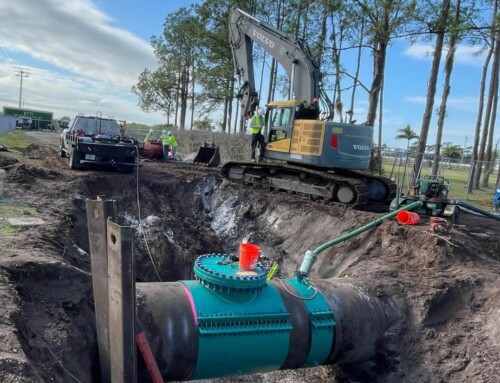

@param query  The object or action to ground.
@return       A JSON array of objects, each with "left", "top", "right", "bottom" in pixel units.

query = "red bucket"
[
  {"left": 397, "top": 211, "right": 420, "bottom": 225},
  {"left": 239, "top": 243, "right": 260, "bottom": 270}
]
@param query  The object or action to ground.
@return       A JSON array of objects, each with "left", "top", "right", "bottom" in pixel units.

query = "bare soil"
[{"left": 0, "top": 132, "right": 499, "bottom": 383}]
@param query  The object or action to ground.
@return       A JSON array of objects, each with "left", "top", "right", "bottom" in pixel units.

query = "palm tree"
[
  {"left": 396, "top": 125, "right": 419, "bottom": 190},
  {"left": 396, "top": 125, "right": 419, "bottom": 153}
]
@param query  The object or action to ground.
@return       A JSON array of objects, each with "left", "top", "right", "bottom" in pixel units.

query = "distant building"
[{"left": 3, "top": 106, "right": 53, "bottom": 130}]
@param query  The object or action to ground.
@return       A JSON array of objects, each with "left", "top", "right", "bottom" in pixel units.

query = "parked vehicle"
[
  {"left": 17, "top": 117, "right": 32, "bottom": 130},
  {"left": 59, "top": 114, "right": 138, "bottom": 173}
]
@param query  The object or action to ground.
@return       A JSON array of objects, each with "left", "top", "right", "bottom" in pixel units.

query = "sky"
[{"left": 0, "top": 0, "right": 498, "bottom": 149}]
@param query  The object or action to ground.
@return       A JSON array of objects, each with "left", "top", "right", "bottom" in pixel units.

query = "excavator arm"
[{"left": 229, "top": 7, "right": 333, "bottom": 120}]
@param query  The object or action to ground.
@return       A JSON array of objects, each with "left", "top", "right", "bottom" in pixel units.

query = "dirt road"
[{"left": 1, "top": 132, "right": 500, "bottom": 382}]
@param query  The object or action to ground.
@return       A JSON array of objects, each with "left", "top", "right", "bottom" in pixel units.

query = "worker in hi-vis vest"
[
  {"left": 167, "top": 131, "right": 178, "bottom": 160},
  {"left": 249, "top": 108, "right": 266, "bottom": 161},
  {"left": 144, "top": 129, "right": 154, "bottom": 143},
  {"left": 159, "top": 130, "right": 170, "bottom": 161}
]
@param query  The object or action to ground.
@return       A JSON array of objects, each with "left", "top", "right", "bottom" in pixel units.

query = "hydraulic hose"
[
  {"left": 297, "top": 201, "right": 423, "bottom": 278},
  {"left": 456, "top": 200, "right": 500, "bottom": 221}
]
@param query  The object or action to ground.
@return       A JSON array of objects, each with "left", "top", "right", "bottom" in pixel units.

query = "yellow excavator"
[{"left": 221, "top": 8, "right": 395, "bottom": 208}]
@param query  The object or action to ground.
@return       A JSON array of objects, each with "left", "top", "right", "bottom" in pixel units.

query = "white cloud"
[
  {"left": 403, "top": 43, "right": 435, "bottom": 60},
  {"left": 404, "top": 95, "right": 427, "bottom": 104},
  {"left": 403, "top": 43, "right": 485, "bottom": 66},
  {"left": 405, "top": 95, "right": 478, "bottom": 113},
  {"left": 446, "top": 96, "right": 479, "bottom": 112},
  {"left": 0, "top": 0, "right": 164, "bottom": 124}
]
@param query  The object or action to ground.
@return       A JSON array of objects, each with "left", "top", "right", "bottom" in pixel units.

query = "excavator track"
[
  {"left": 220, "top": 161, "right": 390, "bottom": 208},
  {"left": 336, "top": 168, "right": 397, "bottom": 202}
]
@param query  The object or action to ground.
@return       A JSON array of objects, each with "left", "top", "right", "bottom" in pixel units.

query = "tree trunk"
[
  {"left": 482, "top": 35, "right": 500, "bottom": 186},
  {"left": 468, "top": 2, "right": 496, "bottom": 192},
  {"left": 190, "top": 61, "right": 195, "bottom": 131},
  {"left": 329, "top": 11, "right": 343, "bottom": 122},
  {"left": 474, "top": 35, "right": 499, "bottom": 188},
  {"left": 264, "top": 0, "right": 282, "bottom": 110},
  {"left": 377, "top": 77, "right": 384, "bottom": 175},
  {"left": 411, "top": 0, "right": 450, "bottom": 186},
  {"left": 432, "top": 0, "right": 460, "bottom": 176},
  {"left": 349, "top": 17, "right": 365, "bottom": 123},
  {"left": 315, "top": 1, "right": 328, "bottom": 66},
  {"left": 179, "top": 66, "right": 188, "bottom": 130},
  {"left": 221, "top": 83, "right": 229, "bottom": 133},
  {"left": 228, "top": 78, "right": 234, "bottom": 134},
  {"left": 174, "top": 69, "right": 181, "bottom": 128},
  {"left": 294, "top": 0, "right": 303, "bottom": 40},
  {"left": 365, "top": 41, "right": 387, "bottom": 126}
]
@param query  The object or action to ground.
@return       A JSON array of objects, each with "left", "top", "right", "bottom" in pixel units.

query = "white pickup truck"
[{"left": 59, "top": 115, "right": 137, "bottom": 173}]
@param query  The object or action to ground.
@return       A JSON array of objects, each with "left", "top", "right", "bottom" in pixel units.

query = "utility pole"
[{"left": 14, "top": 67, "right": 29, "bottom": 108}]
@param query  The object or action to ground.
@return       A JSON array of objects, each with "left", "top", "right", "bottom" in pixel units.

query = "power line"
[{"left": 14, "top": 67, "right": 29, "bottom": 108}]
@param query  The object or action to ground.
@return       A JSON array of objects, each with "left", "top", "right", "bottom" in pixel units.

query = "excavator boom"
[{"left": 229, "top": 7, "right": 331, "bottom": 119}]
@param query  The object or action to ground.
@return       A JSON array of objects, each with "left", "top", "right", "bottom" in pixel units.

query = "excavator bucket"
[{"left": 194, "top": 142, "right": 220, "bottom": 167}]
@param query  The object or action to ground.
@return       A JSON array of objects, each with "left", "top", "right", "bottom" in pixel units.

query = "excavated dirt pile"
[{"left": 0, "top": 133, "right": 499, "bottom": 383}]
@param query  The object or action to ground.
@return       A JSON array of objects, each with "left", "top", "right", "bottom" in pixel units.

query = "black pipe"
[
  {"left": 136, "top": 282, "right": 198, "bottom": 381},
  {"left": 313, "top": 280, "right": 400, "bottom": 365},
  {"left": 136, "top": 279, "right": 400, "bottom": 381}
]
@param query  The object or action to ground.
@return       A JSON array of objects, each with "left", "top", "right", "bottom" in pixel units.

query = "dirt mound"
[
  {"left": 6, "top": 164, "right": 63, "bottom": 183},
  {"left": 23, "top": 143, "right": 68, "bottom": 172},
  {"left": 23, "top": 143, "right": 56, "bottom": 157},
  {"left": 0, "top": 156, "right": 18, "bottom": 168}
]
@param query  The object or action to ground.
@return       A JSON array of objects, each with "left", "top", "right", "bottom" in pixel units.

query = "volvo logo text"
[
  {"left": 353, "top": 144, "right": 370, "bottom": 151},
  {"left": 253, "top": 30, "right": 275, "bottom": 48}
]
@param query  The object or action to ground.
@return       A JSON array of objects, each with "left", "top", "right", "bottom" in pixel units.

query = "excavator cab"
[{"left": 267, "top": 101, "right": 296, "bottom": 152}]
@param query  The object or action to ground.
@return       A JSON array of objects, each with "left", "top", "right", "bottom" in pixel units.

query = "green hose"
[{"left": 297, "top": 201, "right": 423, "bottom": 279}]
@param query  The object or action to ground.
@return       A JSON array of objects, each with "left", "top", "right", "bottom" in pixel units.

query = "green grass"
[
  {"left": 0, "top": 203, "right": 38, "bottom": 237},
  {"left": 384, "top": 158, "right": 498, "bottom": 210},
  {"left": 0, "top": 129, "right": 36, "bottom": 149},
  {"left": 0, "top": 130, "right": 37, "bottom": 161}
]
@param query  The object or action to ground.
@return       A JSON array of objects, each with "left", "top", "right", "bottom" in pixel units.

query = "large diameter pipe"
[
  {"left": 136, "top": 278, "right": 400, "bottom": 381},
  {"left": 313, "top": 280, "right": 399, "bottom": 364}
]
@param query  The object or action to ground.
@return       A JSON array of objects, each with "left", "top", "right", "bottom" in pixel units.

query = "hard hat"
[
  {"left": 162, "top": 129, "right": 167, "bottom": 134},
  {"left": 259, "top": 108, "right": 265, "bottom": 115},
  {"left": 167, "top": 131, "right": 172, "bottom": 135},
  {"left": 149, "top": 129, "right": 154, "bottom": 133}
]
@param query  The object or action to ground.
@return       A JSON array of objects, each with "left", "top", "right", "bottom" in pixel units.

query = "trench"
[{"left": 5, "top": 165, "right": 402, "bottom": 383}]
